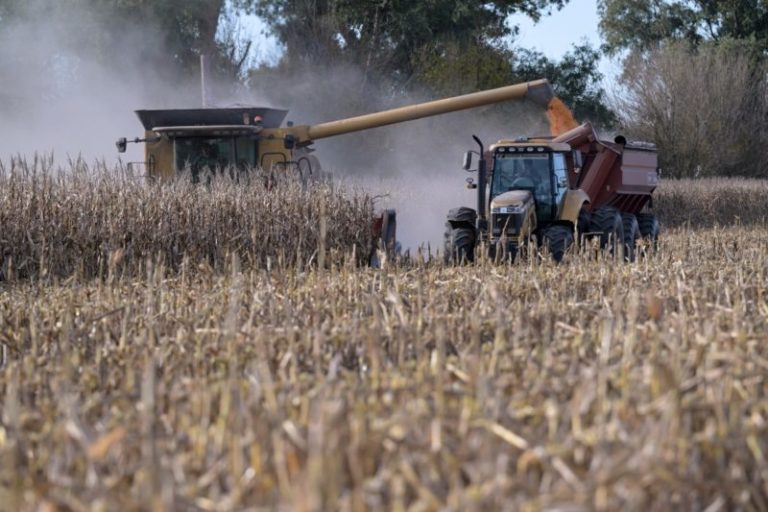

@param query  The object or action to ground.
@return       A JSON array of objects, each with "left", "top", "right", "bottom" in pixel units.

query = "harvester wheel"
[
  {"left": 589, "top": 206, "right": 624, "bottom": 258},
  {"left": 541, "top": 225, "right": 574, "bottom": 263},
  {"left": 444, "top": 225, "right": 476, "bottom": 264},
  {"left": 621, "top": 213, "right": 640, "bottom": 262}
]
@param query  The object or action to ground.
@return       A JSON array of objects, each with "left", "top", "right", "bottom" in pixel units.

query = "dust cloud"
[{"left": 0, "top": 1, "right": 222, "bottom": 164}]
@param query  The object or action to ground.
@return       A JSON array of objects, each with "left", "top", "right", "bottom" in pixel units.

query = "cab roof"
[
  {"left": 490, "top": 139, "right": 572, "bottom": 153},
  {"left": 135, "top": 107, "right": 289, "bottom": 131}
]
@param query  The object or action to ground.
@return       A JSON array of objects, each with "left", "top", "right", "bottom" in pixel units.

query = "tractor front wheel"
[
  {"left": 541, "top": 225, "right": 574, "bottom": 263},
  {"left": 444, "top": 225, "right": 476, "bottom": 264}
]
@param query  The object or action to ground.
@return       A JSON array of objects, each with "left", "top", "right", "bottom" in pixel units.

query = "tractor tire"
[
  {"left": 621, "top": 213, "right": 640, "bottom": 262},
  {"left": 589, "top": 206, "right": 624, "bottom": 258},
  {"left": 444, "top": 225, "right": 476, "bottom": 264},
  {"left": 541, "top": 225, "right": 574, "bottom": 263}
]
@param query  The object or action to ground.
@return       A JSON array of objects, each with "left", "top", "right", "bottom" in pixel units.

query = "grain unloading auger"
[{"left": 115, "top": 79, "right": 555, "bottom": 262}]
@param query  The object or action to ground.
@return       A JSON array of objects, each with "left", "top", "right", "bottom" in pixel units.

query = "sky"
[{"left": 508, "top": 0, "right": 620, "bottom": 84}]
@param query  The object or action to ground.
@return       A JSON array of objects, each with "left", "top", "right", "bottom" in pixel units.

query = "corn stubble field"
[{"left": 1, "top": 159, "right": 768, "bottom": 511}]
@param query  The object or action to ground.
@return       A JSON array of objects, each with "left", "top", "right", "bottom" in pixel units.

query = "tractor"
[{"left": 446, "top": 122, "right": 660, "bottom": 263}]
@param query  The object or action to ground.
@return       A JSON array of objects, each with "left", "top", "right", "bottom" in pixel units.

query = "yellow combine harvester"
[{"left": 116, "top": 79, "right": 554, "bottom": 179}]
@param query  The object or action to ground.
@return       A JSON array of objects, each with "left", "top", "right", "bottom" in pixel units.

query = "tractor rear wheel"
[
  {"left": 541, "top": 225, "right": 574, "bottom": 263},
  {"left": 444, "top": 225, "right": 476, "bottom": 264},
  {"left": 589, "top": 206, "right": 624, "bottom": 258},
  {"left": 621, "top": 213, "right": 640, "bottom": 262}
]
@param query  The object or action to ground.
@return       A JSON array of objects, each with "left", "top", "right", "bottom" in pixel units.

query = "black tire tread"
[
  {"left": 589, "top": 206, "right": 624, "bottom": 256},
  {"left": 636, "top": 213, "right": 660, "bottom": 240},
  {"left": 541, "top": 225, "right": 574, "bottom": 263},
  {"left": 621, "top": 213, "right": 640, "bottom": 262},
  {"left": 444, "top": 225, "right": 476, "bottom": 264}
]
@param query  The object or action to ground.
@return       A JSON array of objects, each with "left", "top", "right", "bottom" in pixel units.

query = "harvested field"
[{"left": 1, "top": 224, "right": 768, "bottom": 510}]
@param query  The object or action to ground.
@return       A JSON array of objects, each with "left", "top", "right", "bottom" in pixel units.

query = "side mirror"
[
  {"left": 462, "top": 151, "right": 473, "bottom": 171},
  {"left": 116, "top": 137, "right": 127, "bottom": 153}
]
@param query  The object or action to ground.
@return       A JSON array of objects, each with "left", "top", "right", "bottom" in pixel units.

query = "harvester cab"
[{"left": 447, "top": 122, "right": 660, "bottom": 263}]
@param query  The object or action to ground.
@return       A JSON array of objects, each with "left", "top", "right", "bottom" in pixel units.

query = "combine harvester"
[
  {"left": 448, "top": 121, "right": 660, "bottom": 263},
  {"left": 116, "top": 79, "right": 556, "bottom": 255}
]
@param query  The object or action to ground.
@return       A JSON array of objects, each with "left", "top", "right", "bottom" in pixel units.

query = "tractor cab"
[{"left": 486, "top": 141, "right": 572, "bottom": 242}]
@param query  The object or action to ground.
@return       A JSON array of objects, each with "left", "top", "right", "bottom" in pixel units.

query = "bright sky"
[
  {"left": 508, "top": 0, "right": 620, "bottom": 84},
  {"left": 241, "top": 0, "right": 619, "bottom": 84}
]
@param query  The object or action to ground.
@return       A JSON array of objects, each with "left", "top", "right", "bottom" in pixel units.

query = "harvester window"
[
  {"left": 235, "top": 138, "right": 257, "bottom": 168},
  {"left": 175, "top": 137, "right": 235, "bottom": 177}
]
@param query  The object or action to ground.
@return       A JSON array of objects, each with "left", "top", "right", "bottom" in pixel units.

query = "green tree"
[
  {"left": 240, "top": 0, "right": 570, "bottom": 89},
  {"left": 599, "top": 0, "right": 768, "bottom": 54},
  {"left": 514, "top": 43, "right": 616, "bottom": 126}
]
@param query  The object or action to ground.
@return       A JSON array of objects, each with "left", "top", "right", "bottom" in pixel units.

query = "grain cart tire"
[
  {"left": 577, "top": 207, "right": 591, "bottom": 248},
  {"left": 541, "top": 225, "right": 574, "bottom": 263},
  {"left": 621, "top": 213, "right": 640, "bottom": 262},
  {"left": 636, "top": 212, "right": 660, "bottom": 255},
  {"left": 589, "top": 206, "right": 624, "bottom": 258},
  {"left": 444, "top": 226, "right": 476, "bottom": 264},
  {"left": 636, "top": 213, "right": 660, "bottom": 241}
]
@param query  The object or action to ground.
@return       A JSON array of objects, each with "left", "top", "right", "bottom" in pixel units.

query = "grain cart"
[
  {"left": 116, "top": 79, "right": 555, "bottom": 255},
  {"left": 447, "top": 122, "right": 659, "bottom": 263}
]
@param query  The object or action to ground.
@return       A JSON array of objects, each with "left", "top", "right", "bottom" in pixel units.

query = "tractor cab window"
[
  {"left": 492, "top": 152, "right": 555, "bottom": 221},
  {"left": 552, "top": 152, "right": 568, "bottom": 206}
]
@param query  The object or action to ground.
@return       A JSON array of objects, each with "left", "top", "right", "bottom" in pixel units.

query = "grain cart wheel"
[
  {"left": 589, "top": 206, "right": 624, "bottom": 258},
  {"left": 636, "top": 213, "right": 660, "bottom": 251},
  {"left": 444, "top": 225, "right": 476, "bottom": 264},
  {"left": 541, "top": 225, "right": 574, "bottom": 263},
  {"left": 621, "top": 213, "right": 640, "bottom": 262},
  {"left": 576, "top": 207, "right": 592, "bottom": 250}
]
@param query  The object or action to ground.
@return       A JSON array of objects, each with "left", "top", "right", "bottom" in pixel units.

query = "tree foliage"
[
  {"left": 243, "top": 0, "right": 614, "bottom": 126},
  {"left": 514, "top": 43, "right": 616, "bottom": 126},
  {"left": 240, "top": 0, "right": 570, "bottom": 87},
  {"left": 615, "top": 42, "right": 768, "bottom": 178},
  {"left": 599, "top": 0, "right": 768, "bottom": 54}
]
